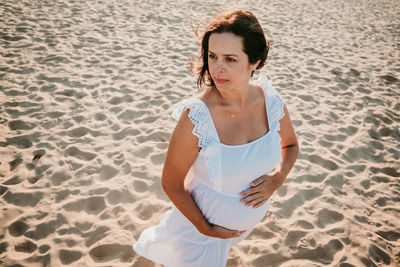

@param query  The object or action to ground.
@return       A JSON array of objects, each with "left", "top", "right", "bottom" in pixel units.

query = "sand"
[{"left": 0, "top": 0, "right": 399, "bottom": 266}]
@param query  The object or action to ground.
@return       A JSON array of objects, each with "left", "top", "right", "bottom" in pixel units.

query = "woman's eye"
[
  {"left": 226, "top": 58, "right": 236, "bottom": 62},
  {"left": 208, "top": 54, "right": 216, "bottom": 59}
]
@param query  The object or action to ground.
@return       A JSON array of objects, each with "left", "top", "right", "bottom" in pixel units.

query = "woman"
[{"left": 134, "top": 9, "right": 299, "bottom": 266}]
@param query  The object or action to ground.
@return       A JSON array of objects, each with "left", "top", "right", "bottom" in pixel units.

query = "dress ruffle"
[
  {"left": 172, "top": 99, "right": 222, "bottom": 190},
  {"left": 255, "top": 75, "right": 285, "bottom": 132},
  {"left": 134, "top": 205, "right": 231, "bottom": 267}
]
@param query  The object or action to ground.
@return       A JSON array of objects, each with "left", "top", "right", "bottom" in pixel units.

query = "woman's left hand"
[{"left": 240, "top": 172, "right": 285, "bottom": 208}]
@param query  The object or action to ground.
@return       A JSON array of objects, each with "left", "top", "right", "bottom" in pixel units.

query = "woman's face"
[{"left": 207, "top": 32, "right": 258, "bottom": 92}]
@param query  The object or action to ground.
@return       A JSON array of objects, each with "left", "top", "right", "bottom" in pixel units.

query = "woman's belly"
[{"left": 189, "top": 178, "right": 270, "bottom": 231}]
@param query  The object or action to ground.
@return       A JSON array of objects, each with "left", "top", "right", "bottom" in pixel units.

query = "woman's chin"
[{"left": 214, "top": 82, "right": 231, "bottom": 92}]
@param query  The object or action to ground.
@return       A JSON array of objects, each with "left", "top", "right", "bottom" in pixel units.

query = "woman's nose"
[{"left": 215, "top": 60, "right": 225, "bottom": 73}]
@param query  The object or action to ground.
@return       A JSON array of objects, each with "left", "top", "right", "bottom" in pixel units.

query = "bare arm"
[
  {"left": 275, "top": 104, "right": 299, "bottom": 185},
  {"left": 162, "top": 108, "right": 245, "bottom": 238}
]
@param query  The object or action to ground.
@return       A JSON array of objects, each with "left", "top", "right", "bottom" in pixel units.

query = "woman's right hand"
[{"left": 200, "top": 224, "right": 246, "bottom": 239}]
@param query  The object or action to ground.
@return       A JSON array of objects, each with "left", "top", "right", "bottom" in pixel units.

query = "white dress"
[{"left": 134, "top": 76, "right": 285, "bottom": 267}]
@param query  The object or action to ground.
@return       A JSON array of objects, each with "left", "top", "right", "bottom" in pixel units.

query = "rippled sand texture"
[{"left": 1, "top": 0, "right": 399, "bottom": 266}]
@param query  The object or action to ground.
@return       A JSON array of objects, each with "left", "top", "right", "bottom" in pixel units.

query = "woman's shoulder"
[
  {"left": 254, "top": 75, "right": 283, "bottom": 98},
  {"left": 172, "top": 96, "right": 207, "bottom": 121},
  {"left": 170, "top": 91, "right": 219, "bottom": 152},
  {"left": 254, "top": 75, "right": 285, "bottom": 123},
  {"left": 196, "top": 87, "right": 214, "bottom": 107}
]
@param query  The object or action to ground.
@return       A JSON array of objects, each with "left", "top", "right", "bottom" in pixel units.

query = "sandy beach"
[{"left": 0, "top": 0, "right": 399, "bottom": 266}]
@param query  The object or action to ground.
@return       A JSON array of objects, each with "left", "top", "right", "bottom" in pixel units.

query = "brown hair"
[{"left": 192, "top": 9, "right": 270, "bottom": 90}]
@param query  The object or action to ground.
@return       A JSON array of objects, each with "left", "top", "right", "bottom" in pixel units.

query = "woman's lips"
[{"left": 215, "top": 78, "right": 228, "bottom": 84}]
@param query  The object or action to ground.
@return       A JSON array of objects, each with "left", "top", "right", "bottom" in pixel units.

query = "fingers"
[
  {"left": 243, "top": 196, "right": 265, "bottom": 207},
  {"left": 237, "top": 230, "right": 246, "bottom": 236},
  {"left": 212, "top": 225, "right": 246, "bottom": 239},
  {"left": 240, "top": 187, "right": 258, "bottom": 197},
  {"left": 241, "top": 176, "right": 268, "bottom": 197},
  {"left": 240, "top": 193, "right": 261, "bottom": 205},
  {"left": 232, "top": 230, "right": 246, "bottom": 238},
  {"left": 251, "top": 176, "right": 265, "bottom": 187},
  {"left": 253, "top": 198, "right": 268, "bottom": 208},
  {"left": 240, "top": 190, "right": 270, "bottom": 208}
]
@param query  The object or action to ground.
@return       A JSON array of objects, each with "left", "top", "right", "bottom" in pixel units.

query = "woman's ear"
[{"left": 251, "top": 60, "right": 261, "bottom": 71}]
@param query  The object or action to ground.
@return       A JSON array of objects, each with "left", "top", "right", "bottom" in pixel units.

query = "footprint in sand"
[
  {"left": 112, "top": 127, "right": 141, "bottom": 141},
  {"left": 106, "top": 189, "right": 136, "bottom": 205},
  {"left": 65, "top": 146, "right": 96, "bottom": 161},
  {"left": 292, "top": 239, "right": 343, "bottom": 265},
  {"left": 6, "top": 135, "right": 35, "bottom": 149},
  {"left": 15, "top": 240, "right": 37, "bottom": 253},
  {"left": 39, "top": 244, "right": 51, "bottom": 254},
  {"left": 59, "top": 249, "right": 82, "bottom": 265},
  {"left": 83, "top": 226, "right": 110, "bottom": 247},
  {"left": 9, "top": 220, "right": 29, "bottom": 237},
  {"left": 285, "top": 230, "right": 308, "bottom": 247},
  {"left": 99, "top": 165, "right": 119, "bottom": 181},
  {"left": 368, "top": 244, "right": 392, "bottom": 265},
  {"left": 24, "top": 215, "right": 67, "bottom": 240},
  {"left": 275, "top": 187, "right": 323, "bottom": 219},
  {"left": 63, "top": 196, "right": 106, "bottom": 215},
  {"left": 317, "top": 209, "right": 344, "bottom": 228},
  {"left": 8, "top": 120, "right": 36, "bottom": 130},
  {"left": 89, "top": 244, "right": 134, "bottom": 263},
  {"left": 3, "top": 175, "right": 23, "bottom": 185},
  {"left": 3, "top": 191, "right": 43, "bottom": 207},
  {"left": 51, "top": 171, "right": 71, "bottom": 186}
]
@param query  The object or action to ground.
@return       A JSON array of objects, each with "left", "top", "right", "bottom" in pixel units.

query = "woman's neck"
[{"left": 214, "top": 82, "right": 252, "bottom": 109}]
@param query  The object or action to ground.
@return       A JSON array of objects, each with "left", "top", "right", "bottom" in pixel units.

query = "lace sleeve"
[
  {"left": 256, "top": 76, "right": 285, "bottom": 131},
  {"left": 171, "top": 98, "right": 222, "bottom": 190},
  {"left": 172, "top": 98, "right": 220, "bottom": 152}
]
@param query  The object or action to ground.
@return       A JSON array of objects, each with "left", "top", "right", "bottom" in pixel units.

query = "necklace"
[{"left": 221, "top": 85, "right": 252, "bottom": 118}]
